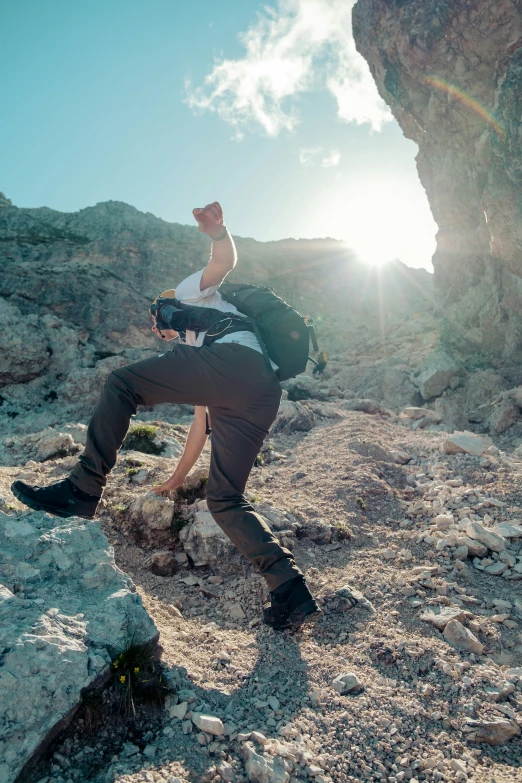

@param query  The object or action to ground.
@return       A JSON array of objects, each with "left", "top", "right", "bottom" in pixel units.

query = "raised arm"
[
  {"left": 193, "top": 201, "right": 237, "bottom": 290},
  {"left": 152, "top": 406, "right": 208, "bottom": 495}
]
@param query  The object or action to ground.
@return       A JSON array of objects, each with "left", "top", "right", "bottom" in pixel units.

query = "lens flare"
[{"left": 422, "top": 75, "right": 505, "bottom": 138}]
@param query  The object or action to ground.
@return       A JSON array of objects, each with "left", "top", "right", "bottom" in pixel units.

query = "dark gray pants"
[{"left": 69, "top": 343, "right": 301, "bottom": 590}]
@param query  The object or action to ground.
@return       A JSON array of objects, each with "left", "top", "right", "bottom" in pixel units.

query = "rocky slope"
[
  {"left": 2, "top": 193, "right": 522, "bottom": 782},
  {"left": 352, "top": 0, "right": 522, "bottom": 365},
  {"left": 1, "top": 388, "right": 521, "bottom": 783}
]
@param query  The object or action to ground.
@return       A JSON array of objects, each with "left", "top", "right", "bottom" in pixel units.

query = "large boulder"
[
  {"left": 416, "top": 352, "right": 463, "bottom": 401},
  {"left": 352, "top": 1, "right": 522, "bottom": 365},
  {"left": 0, "top": 510, "right": 157, "bottom": 783}
]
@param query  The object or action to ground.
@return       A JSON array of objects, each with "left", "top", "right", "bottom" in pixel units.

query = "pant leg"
[
  {"left": 70, "top": 343, "right": 261, "bottom": 495},
  {"left": 206, "top": 387, "right": 303, "bottom": 592}
]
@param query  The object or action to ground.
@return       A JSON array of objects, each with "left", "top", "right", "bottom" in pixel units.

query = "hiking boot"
[
  {"left": 11, "top": 478, "right": 99, "bottom": 519},
  {"left": 263, "top": 576, "right": 321, "bottom": 631}
]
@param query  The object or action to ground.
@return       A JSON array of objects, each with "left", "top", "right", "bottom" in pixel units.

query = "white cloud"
[
  {"left": 299, "top": 146, "right": 340, "bottom": 167},
  {"left": 299, "top": 146, "right": 322, "bottom": 166},
  {"left": 186, "top": 0, "right": 391, "bottom": 137},
  {"left": 321, "top": 150, "right": 341, "bottom": 167}
]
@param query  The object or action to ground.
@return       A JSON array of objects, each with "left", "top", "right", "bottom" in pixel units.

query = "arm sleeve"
[{"left": 175, "top": 269, "right": 220, "bottom": 303}]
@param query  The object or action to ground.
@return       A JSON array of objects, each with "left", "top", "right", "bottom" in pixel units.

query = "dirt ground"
[{"left": 2, "top": 405, "right": 522, "bottom": 783}]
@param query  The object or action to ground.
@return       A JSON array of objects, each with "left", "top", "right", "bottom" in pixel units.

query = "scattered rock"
[
  {"left": 443, "top": 619, "right": 484, "bottom": 654},
  {"left": 443, "top": 432, "right": 488, "bottom": 456},
  {"left": 419, "top": 606, "right": 472, "bottom": 631},
  {"left": 463, "top": 718, "right": 521, "bottom": 745},
  {"left": 416, "top": 351, "right": 462, "bottom": 401},
  {"left": 334, "top": 584, "right": 375, "bottom": 613},
  {"left": 192, "top": 714, "right": 225, "bottom": 736},
  {"left": 125, "top": 492, "right": 177, "bottom": 549},
  {"left": 241, "top": 742, "right": 290, "bottom": 783},
  {"left": 488, "top": 397, "right": 520, "bottom": 434},
  {"left": 466, "top": 520, "right": 506, "bottom": 552},
  {"left": 331, "top": 672, "right": 364, "bottom": 695},
  {"left": 148, "top": 551, "right": 178, "bottom": 577},
  {"left": 179, "top": 510, "right": 243, "bottom": 573}
]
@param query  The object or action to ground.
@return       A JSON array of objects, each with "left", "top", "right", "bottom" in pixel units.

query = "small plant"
[
  {"left": 2, "top": 502, "right": 18, "bottom": 512},
  {"left": 122, "top": 424, "right": 164, "bottom": 455},
  {"left": 333, "top": 522, "right": 352, "bottom": 541},
  {"left": 109, "top": 639, "right": 167, "bottom": 718},
  {"left": 123, "top": 455, "right": 144, "bottom": 467},
  {"left": 113, "top": 504, "right": 128, "bottom": 513},
  {"left": 125, "top": 467, "right": 139, "bottom": 477},
  {"left": 356, "top": 497, "right": 367, "bottom": 510}
]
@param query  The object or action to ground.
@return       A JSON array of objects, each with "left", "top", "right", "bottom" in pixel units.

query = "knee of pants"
[
  {"left": 206, "top": 492, "right": 239, "bottom": 517},
  {"left": 104, "top": 369, "right": 138, "bottom": 406}
]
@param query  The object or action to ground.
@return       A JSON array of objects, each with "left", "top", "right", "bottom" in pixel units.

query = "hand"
[
  {"left": 151, "top": 473, "right": 186, "bottom": 495},
  {"left": 193, "top": 202, "right": 225, "bottom": 237},
  {"left": 150, "top": 313, "right": 178, "bottom": 342}
]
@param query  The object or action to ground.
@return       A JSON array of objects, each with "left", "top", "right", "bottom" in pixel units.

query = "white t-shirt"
[{"left": 175, "top": 269, "right": 277, "bottom": 368}]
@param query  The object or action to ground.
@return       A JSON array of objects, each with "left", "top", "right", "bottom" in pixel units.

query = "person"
[{"left": 11, "top": 202, "right": 320, "bottom": 631}]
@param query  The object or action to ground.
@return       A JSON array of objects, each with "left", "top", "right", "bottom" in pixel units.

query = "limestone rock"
[
  {"left": 488, "top": 397, "right": 520, "bottom": 434},
  {"left": 466, "top": 520, "right": 506, "bottom": 553},
  {"left": 342, "top": 398, "right": 382, "bottom": 414},
  {"left": 443, "top": 619, "right": 484, "bottom": 654},
  {"left": 192, "top": 714, "right": 225, "bottom": 736},
  {"left": 419, "top": 606, "right": 472, "bottom": 631},
  {"left": 241, "top": 742, "right": 290, "bottom": 783},
  {"left": 443, "top": 432, "right": 487, "bottom": 457},
  {"left": 334, "top": 584, "right": 375, "bottom": 614},
  {"left": 271, "top": 400, "right": 316, "bottom": 434},
  {"left": 416, "top": 352, "right": 462, "bottom": 401},
  {"left": 494, "top": 522, "right": 522, "bottom": 539},
  {"left": 35, "top": 431, "right": 81, "bottom": 462},
  {"left": 256, "top": 503, "right": 295, "bottom": 532},
  {"left": 331, "top": 672, "right": 364, "bottom": 695},
  {"left": 299, "top": 519, "right": 333, "bottom": 545},
  {"left": 179, "top": 510, "right": 242, "bottom": 573},
  {"left": 125, "top": 492, "right": 176, "bottom": 549},
  {"left": 461, "top": 537, "right": 488, "bottom": 558},
  {"left": 148, "top": 551, "right": 178, "bottom": 577},
  {"left": 281, "top": 375, "right": 325, "bottom": 402},
  {"left": 464, "top": 718, "right": 521, "bottom": 745},
  {"left": 0, "top": 299, "right": 51, "bottom": 387},
  {"left": 0, "top": 510, "right": 157, "bottom": 783},
  {"left": 352, "top": 0, "right": 522, "bottom": 364}
]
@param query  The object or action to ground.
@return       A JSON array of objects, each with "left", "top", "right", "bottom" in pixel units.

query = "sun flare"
[{"left": 313, "top": 180, "right": 437, "bottom": 269}]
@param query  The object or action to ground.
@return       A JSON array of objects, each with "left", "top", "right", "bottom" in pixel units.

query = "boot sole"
[
  {"left": 264, "top": 600, "right": 323, "bottom": 631},
  {"left": 10, "top": 484, "right": 96, "bottom": 520}
]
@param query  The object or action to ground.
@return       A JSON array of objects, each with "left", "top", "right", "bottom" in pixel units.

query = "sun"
[{"left": 313, "top": 179, "right": 437, "bottom": 269}]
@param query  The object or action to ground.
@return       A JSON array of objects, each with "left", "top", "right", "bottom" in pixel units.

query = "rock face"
[
  {"left": 353, "top": 0, "right": 522, "bottom": 364},
  {"left": 0, "top": 509, "right": 157, "bottom": 783}
]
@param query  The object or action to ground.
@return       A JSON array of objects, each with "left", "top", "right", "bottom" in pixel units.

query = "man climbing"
[{"left": 11, "top": 202, "right": 320, "bottom": 631}]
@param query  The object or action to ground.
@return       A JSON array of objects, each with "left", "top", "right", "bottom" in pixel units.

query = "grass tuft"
[{"left": 122, "top": 425, "right": 164, "bottom": 455}]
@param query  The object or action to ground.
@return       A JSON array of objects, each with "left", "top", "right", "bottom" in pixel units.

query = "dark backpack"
[{"left": 219, "top": 283, "right": 319, "bottom": 382}]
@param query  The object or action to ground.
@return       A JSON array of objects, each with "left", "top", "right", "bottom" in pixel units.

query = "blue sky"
[{"left": 1, "top": 0, "right": 437, "bottom": 269}]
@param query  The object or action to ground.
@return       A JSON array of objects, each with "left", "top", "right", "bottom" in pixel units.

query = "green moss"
[{"left": 122, "top": 425, "right": 163, "bottom": 455}]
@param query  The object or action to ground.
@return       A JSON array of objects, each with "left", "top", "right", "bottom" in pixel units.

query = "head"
[{"left": 150, "top": 289, "right": 178, "bottom": 341}]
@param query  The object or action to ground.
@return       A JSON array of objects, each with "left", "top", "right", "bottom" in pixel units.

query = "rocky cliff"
[{"left": 352, "top": 0, "right": 522, "bottom": 365}]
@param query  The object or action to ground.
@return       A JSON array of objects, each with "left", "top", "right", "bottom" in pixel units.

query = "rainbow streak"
[{"left": 422, "top": 75, "right": 505, "bottom": 138}]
